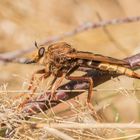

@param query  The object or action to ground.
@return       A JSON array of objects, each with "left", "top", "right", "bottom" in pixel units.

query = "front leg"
[
  {"left": 17, "top": 69, "right": 51, "bottom": 109},
  {"left": 15, "top": 69, "right": 47, "bottom": 100},
  {"left": 28, "top": 69, "right": 47, "bottom": 92}
]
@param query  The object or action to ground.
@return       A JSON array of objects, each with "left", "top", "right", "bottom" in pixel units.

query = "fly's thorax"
[
  {"left": 47, "top": 42, "right": 76, "bottom": 60},
  {"left": 48, "top": 42, "right": 75, "bottom": 54},
  {"left": 48, "top": 62, "right": 64, "bottom": 77}
]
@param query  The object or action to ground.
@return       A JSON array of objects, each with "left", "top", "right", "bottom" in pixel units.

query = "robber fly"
[{"left": 20, "top": 42, "right": 140, "bottom": 108}]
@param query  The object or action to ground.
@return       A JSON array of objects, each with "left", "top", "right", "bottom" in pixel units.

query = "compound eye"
[{"left": 38, "top": 47, "right": 45, "bottom": 57}]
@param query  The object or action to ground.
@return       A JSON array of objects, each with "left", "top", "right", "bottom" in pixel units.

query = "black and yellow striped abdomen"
[{"left": 77, "top": 59, "right": 140, "bottom": 79}]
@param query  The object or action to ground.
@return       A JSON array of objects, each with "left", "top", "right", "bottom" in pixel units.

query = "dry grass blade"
[
  {"left": 108, "top": 133, "right": 140, "bottom": 140},
  {"left": 31, "top": 122, "right": 140, "bottom": 129},
  {"left": 42, "top": 126, "right": 75, "bottom": 140}
]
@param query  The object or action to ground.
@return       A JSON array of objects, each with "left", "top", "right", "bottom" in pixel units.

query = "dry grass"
[
  {"left": 0, "top": 82, "right": 140, "bottom": 140},
  {"left": 0, "top": 73, "right": 140, "bottom": 140}
]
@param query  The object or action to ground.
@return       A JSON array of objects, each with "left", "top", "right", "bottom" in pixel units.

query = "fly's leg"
[
  {"left": 64, "top": 65, "right": 95, "bottom": 104},
  {"left": 17, "top": 69, "right": 51, "bottom": 109},
  {"left": 65, "top": 76, "right": 94, "bottom": 105},
  {"left": 48, "top": 76, "right": 57, "bottom": 90},
  {"left": 15, "top": 69, "right": 46, "bottom": 100},
  {"left": 66, "top": 75, "right": 101, "bottom": 121},
  {"left": 50, "top": 73, "right": 66, "bottom": 100},
  {"left": 28, "top": 69, "right": 47, "bottom": 92},
  {"left": 49, "top": 65, "right": 79, "bottom": 101}
]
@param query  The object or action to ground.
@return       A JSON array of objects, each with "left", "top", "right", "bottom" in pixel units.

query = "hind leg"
[
  {"left": 65, "top": 76, "right": 93, "bottom": 104},
  {"left": 66, "top": 75, "right": 101, "bottom": 121}
]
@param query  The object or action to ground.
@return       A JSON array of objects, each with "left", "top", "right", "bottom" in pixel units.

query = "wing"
[{"left": 66, "top": 51, "right": 129, "bottom": 65}]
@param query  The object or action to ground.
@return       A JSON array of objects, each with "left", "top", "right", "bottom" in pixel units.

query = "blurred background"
[{"left": 0, "top": 0, "right": 140, "bottom": 123}]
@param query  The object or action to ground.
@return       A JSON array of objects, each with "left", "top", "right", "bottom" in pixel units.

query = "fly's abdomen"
[
  {"left": 77, "top": 59, "right": 140, "bottom": 79},
  {"left": 99, "top": 63, "right": 128, "bottom": 74},
  {"left": 97, "top": 63, "right": 140, "bottom": 79}
]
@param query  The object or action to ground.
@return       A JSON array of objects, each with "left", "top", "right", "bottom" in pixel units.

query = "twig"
[
  {"left": 124, "top": 53, "right": 140, "bottom": 67},
  {"left": 95, "top": 12, "right": 130, "bottom": 55},
  {"left": 1, "top": 16, "right": 140, "bottom": 62},
  {"left": 40, "top": 16, "right": 140, "bottom": 46}
]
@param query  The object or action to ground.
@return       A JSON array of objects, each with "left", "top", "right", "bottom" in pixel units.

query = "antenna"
[{"left": 35, "top": 41, "right": 39, "bottom": 49}]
